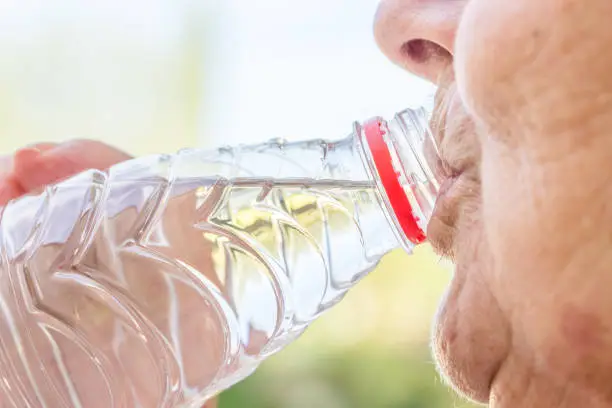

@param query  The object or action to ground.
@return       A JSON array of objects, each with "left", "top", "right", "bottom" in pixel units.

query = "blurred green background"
[
  {"left": 220, "top": 248, "right": 478, "bottom": 408},
  {"left": 0, "top": 1, "right": 477, "bottom": 407}
]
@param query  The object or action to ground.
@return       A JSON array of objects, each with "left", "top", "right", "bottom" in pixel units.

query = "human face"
[{"left": 375, "top": 0, "right": 612, "bottom": 406}]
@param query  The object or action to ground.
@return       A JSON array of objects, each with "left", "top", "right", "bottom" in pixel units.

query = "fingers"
[
  {"left": 11, "top": 140, "right": 133, "bottom": 195},
  {"left": 0, "top": 140, "right": 133, "bottom": 206},
  {"left": 0, "top": 143, "right": 56, "bottom": 179}
]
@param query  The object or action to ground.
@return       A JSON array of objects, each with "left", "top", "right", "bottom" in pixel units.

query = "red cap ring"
[{"left": 362, "top": 119, "right": 427, "bottom": 245}]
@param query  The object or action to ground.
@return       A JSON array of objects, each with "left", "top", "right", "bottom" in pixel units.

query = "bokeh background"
[{"left": 0, "top": 1, "right": 478, "bottom": 407}]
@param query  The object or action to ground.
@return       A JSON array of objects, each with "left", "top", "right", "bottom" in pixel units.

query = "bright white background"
[
  {"left": 204, "top": 0, "right": 433, "bottom": 145},
  {"left": 0, "top": 0, "right": 432, "bottom": 153}
]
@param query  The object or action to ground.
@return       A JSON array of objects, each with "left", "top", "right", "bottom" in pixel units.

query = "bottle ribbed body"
[{"left": 0, "top": 133, "right": 402, "bottom": 407}]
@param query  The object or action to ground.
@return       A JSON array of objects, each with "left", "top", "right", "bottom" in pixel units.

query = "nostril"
[{"left": 401, "top": 39, "right": 452, "bottom": 65}]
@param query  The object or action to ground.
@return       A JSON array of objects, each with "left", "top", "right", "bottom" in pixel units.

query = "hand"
[{"left": 0, "top": 140, "right": 132, "bottom": 205}]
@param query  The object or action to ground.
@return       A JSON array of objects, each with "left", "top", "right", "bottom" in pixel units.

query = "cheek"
[
  {"left": 453, "top": 0, "right": 548, "bottom": 137},
  {"left": 455, "top": 0, "right": 612, "bottom": 146}
]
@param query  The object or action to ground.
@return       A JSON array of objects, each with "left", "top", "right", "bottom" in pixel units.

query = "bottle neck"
[
  {"left": 356, "top": 107, "right": 439, "bottom": 253},
  {"left": 170, "top": 106, "right": 438, "bottom": 258},
  {"left": 176, "top": 131, "right": 402, "bottom": 261}
]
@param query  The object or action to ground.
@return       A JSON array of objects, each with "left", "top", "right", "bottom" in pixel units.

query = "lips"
[
  {"left": 427, "top": 171, "right": 466, "bottom": 258},
  {"left": 425, "top": 78, "right": 483, "bottom": 257},
  {"left": 437, "top": 172, "right": 460, "bottom": 198}
]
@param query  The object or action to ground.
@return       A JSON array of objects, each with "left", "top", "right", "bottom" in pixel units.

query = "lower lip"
[{"left": 437, "top": 174, "right": 460, "bottom": 200}]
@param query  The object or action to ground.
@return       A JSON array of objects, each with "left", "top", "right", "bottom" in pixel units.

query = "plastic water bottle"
[{"left": 0, "top": 107, "right": 439, "bottom": 407}]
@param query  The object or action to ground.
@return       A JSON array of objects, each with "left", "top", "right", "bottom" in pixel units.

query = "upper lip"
[
  {"left": 427, "top": 166, "right": 466, "bottom": 258},
  {"left": 437, "top": 173, "right": 460, "bottom": 199},
  {"left": 425, "top": 83, "right": 470, "bottom": 256},
  {"left": 420, "top": 147, "right": 460, "bottom": 256}
]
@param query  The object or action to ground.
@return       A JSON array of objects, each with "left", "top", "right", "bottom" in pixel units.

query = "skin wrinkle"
[
  {"left": 424, "top": 65, "right": 514, "bottom": 405},
  {"left": 427, "top": 67, "right": 481, "bottom": 260},
  {"left": 430, "top": 135, "right": 510, "bottom": 402}
]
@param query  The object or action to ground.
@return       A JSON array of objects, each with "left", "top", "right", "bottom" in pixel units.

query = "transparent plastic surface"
[{"left": 0, "top": 108, "right": 437, "bottom": 407}]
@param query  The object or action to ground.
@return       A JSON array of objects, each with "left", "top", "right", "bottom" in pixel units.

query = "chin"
[{"left": 429, "top": 216, "right": 511, "bottom": 404}]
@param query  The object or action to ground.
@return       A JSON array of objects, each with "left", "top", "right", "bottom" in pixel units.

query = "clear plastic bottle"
[{"left": 0, "top": 107, "right": 439, "bottom": 407}]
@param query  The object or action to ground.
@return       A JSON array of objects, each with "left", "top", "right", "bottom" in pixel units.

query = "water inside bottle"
[
  {"left": 0, "top": 106, "right": 437, "bottom": 406},
  {"left": 0, "top": 172, "right": 399, "bottom": 407}
]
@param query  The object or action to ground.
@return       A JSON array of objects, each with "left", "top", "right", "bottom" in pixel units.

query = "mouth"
[
  {"left": 427, "top": 171, "right": 465, "bottom": 258},
  {"left": 437, "top": 171, "right": 461, "bottom": 198},
  {"left": 424, "top": 75, "right": 481, "bottom": 259},
  {"left": 424, "top": 86, "right": 461, "bottom": 258}
]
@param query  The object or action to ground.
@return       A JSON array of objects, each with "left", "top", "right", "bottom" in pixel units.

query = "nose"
[{"left": 374, "top": 0, "right": 465, "bottom": 83}]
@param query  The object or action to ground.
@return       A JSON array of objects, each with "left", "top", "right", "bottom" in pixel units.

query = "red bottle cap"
[{"left": 362, "top": 118, "right": 427, "bottom": 245}]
